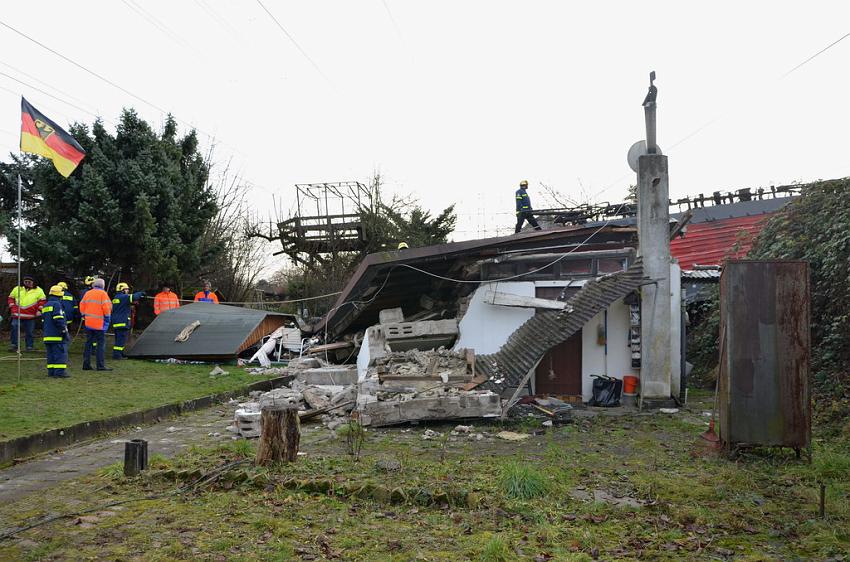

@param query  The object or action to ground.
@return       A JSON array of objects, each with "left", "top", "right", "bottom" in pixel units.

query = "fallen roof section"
[
  {"left": 126, "top": 303, "right": 296, "bottom": 361},
  {"left": 313, "top": 225, "right": 637, "bottom": 339}
]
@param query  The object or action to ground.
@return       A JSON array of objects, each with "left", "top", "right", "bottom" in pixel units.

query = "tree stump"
[
  {"left": 124, "top": 439, "right": 148, "bottom": 476},
  {"left": 255, "top": 405, "right": 300, "bottom": 465}
]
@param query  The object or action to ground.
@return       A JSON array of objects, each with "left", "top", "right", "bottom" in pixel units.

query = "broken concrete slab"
[
  {"left": 383, "top": 319, "right": 459, "bottom": 352},
  {"left": 379, "top": 307, "right": 405, "bottom": 324},
  {"left": 359, "top": 391, "right": 500, "bottom": 427},
  {"left": 295, "top": 366, "right": 358, "bottom": 386}
]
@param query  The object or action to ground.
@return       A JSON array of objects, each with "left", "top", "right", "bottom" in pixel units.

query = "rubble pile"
[
  {"left": 358, "top": 347, "right": 501, "bottom": 427},
  {"left": 231, "top": 362, "right": 357, "bottom": 437}
]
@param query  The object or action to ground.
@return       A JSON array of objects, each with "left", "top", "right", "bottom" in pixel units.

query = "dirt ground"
[{"left": 0, "top": 391, "right": 847, "bottom": 561}]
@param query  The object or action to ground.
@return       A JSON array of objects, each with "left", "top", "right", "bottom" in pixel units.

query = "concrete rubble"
[
  {"left": 231, "top": 344, "right": 505, "bottom": 437},
  {"left": 356, "top": 347, "right": 501, "bottom": 427}
]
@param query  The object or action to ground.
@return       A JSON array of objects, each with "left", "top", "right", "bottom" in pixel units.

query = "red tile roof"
[{"left": 671, "top": 214, "right": 774, "bottom": 270}]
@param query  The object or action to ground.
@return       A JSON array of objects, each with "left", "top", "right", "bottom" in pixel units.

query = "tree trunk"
[{"left": 255, "top": 406, "right": 300, "bottom": 465}]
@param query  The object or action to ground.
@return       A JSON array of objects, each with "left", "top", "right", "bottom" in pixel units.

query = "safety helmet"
[
  {"left": 116, "top": 282, "right": 130, "bottom": 292},
  {"left": 84, "top": 276, "right": 95, "bottom": 286},
  {"left": 519, "top": 180, "right": 528, "bottom": 187},
  {"left": 397, "top": 242, "right": 409, "bottom": 250},
  {"left": 58, "top": 281, "right": 69, "bottom": 290},
  {"left": 23, "top": 275, "right": 34, "bottom": 282},
  {"left": 49, "top": 285, "right": 64, "bottom": 297}
]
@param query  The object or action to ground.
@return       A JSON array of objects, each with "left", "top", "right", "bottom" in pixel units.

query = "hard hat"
[
  {"left": 116, "top": 282, "right": 130, "bottom": 291},
  {"left": 84, "top": 276, "right": 95, "bottom": 285},
  {"left": 49, "top": 285, "right": 64, "bottom": 297},
  {"left": 58, "top": 281, "right": 68, "bottom": 290},
  {"left": 397, "top": 242, "right": 409, "bottom": 250},
  {"left": 23, "top": 275, "right": 34, "bottom": 282},
  {"left": 519, "top": 180, "right": 528, "bottom": 187}
]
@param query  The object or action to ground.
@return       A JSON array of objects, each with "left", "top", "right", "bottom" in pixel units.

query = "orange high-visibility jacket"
[
  {"left": 79, "top": 288, "right": 112, "bottom": 330},
  {"left": 193, "top": 290, "right": 219, "bottom": 304},
  {"left": 154, "top": 291, "right": 180, "bottom": 315}
]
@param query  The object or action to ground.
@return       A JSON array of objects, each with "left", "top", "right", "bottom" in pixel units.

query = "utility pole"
[{"left": 636, "top": 71, "right": 674, "bottom": 406}]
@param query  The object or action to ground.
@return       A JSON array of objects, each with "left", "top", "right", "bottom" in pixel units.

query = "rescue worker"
[
  {"left": 397, "top": 242, "right": 409, "bottom": 250},
  {"left": 43, "top": 285, "right": 70, "bottom": 378},
  {"left": 154, "top": 284, "right": 181, "bottom": 315},
  {"left": 7, "top": 275, "right": 46, "bottom": 352},
  {"left": 57, "top": 281, "right": 78, "bottom": 328},
  {"left": 80, "top": 278, "right": 113, "bottom": 371},
  {"left": 514, "top": 180, "right": 542, "bottom": 233},
  {"left": 193, "top": 280, "right": 219, "bottom": 304},
  {"left": 111, "top": 282, "right": 144, "bottom": 359}
]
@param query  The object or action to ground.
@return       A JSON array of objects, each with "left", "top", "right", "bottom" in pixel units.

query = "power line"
[
  {"left": 782, "top": 32, "right": 850, "bottom": 78},
  {"left": 589, "top": 30, "right": 850, "bottom": 202},
  {"left": 254, "top": 0, "right": 333, "bottom": 86},
  {"left": 0, "top": 70, "right": 101, "bottom": 120},
  {"left": 0, "top": 18, "right": 226, "bottom": 148}
]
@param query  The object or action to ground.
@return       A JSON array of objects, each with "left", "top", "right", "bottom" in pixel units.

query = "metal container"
[{"left": 718, "top": 260, "right": 811, "bottom": 455}]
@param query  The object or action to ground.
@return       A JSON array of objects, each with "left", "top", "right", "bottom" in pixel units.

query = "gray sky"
[{"left": 0, "top": 1, "right": 848, "bottom": 252}]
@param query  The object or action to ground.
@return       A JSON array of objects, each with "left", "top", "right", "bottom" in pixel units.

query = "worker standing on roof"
[
  {"left": 515, "top": 180, "right": 542, "bottom": 233},
  {"left": 154, "top": 284, "right": 180, "bottom": 315},
  {"left": 57, "top": 281, "right": 78, "bottom": 329},
  {"left": 80, "top": 278, "right": 112, "bottom": 371},
  {"left": 112, "top": 282, "right": 145, "bottom": 359},
  {"left": 7, "top": 275, "right": 46, "bottom": 352},
  {"left": 193, "top": 280, "right": 219, "bottom": 304},
  {"left": 43, "top": 285, "right": 70, "bottom": 378}
]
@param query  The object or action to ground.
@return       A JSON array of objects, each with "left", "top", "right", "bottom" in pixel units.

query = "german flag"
[{"left": 20, "top": 97, "right": 85, "bottom": 178}]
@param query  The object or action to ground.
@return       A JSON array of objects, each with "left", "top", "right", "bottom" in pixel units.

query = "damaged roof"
[
  {"left": 313, "top": 225, "right": 637, "bottom": 339},
  {"left": 126, "top": 303, "right": 296, "bottom": 361}
]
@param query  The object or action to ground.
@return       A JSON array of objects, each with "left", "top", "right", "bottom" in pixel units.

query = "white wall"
[
  {"left": 580, "top": 300, "right": 636, "bottom": 401},
  {"left": 454, "top": 282, "right": 536, "bottom": 355}
]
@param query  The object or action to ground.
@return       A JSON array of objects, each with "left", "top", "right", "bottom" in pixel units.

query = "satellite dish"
[{"left": 627, "top": 140, "right": 663, "bottom": 173}]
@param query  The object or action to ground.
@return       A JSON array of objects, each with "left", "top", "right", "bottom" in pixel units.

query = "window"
[{"left": 597, "top": 258, "right": 627, "bottom": 273}]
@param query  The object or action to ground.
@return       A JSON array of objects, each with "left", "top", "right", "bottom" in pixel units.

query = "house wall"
[
  {"left": 453, "top": 282, "right": 536, "bottom": 355},
  {"left": 456, "top": 281, "right": 635, "bottom": 401},
  {"left": 580, "top": 300, "right": 636, "bottom": 401}
]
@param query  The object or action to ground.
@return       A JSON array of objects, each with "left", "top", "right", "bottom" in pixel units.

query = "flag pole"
[{"left": 16, "top": 173, "right": 22, "bottom": 382}]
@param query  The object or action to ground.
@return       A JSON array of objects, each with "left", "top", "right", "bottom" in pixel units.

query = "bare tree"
[{"left": 197, "top": 158, "right": 268, "bottom": 303}]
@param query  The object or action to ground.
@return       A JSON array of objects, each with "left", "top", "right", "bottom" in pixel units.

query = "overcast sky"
[{"left": 0, "top": 1, "right": 848, "bottom": 259}]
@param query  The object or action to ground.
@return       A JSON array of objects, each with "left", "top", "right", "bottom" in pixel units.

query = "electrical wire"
[
  {"left": 589, "top": 30, "right": 850, "bottom": 202},
  {"left": 781, "top": 32, "right": 850, "bottom": 78},
  {"left": 0, "top": 70, "right": 101, "bottom": 120},
  {"left": 140, "top": 290, "right": 343, "bottom": 306},
  {"left": 396, "top": 204, "right": 629, "bottom": 285},
  {"left": 0, "top": 18, "right": 229, "bottom": 149},
  {"left": 254, "top": 0, "right": 333, "bottom": 87}
]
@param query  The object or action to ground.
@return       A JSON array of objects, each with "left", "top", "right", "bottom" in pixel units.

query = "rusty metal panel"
[{"left": 718, "top": 260, "right": 811, "bottom": 450}]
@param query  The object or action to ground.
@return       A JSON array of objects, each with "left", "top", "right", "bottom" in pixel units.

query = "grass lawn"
[
  {"left": 0, "top": 337, "right": 279, "bottom": 441},
  {"left": 1, "top": 393, "right": 848, "bottom": 560}
]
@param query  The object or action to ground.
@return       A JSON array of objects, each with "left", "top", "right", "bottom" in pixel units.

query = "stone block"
[{"left": 379, "top": 307, "right": 405, "bottom": 324}]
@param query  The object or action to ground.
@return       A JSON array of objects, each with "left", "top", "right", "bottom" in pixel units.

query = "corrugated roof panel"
[{"left": 671, "top": 214, "right": 774, "bottom": 270}]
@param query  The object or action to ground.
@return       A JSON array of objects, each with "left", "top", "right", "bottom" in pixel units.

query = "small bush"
[
  {"left": 498, "top": 461, "right": 549, "bottom": 500},
  {"left": 479, "top": 535, "right": 512, "bottom": 562}
]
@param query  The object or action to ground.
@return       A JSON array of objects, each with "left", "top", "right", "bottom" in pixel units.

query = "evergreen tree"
[{"left": 0, "top": 110, "right": 218, "bottom": 292}]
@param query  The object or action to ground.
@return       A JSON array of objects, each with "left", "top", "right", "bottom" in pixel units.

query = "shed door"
[{"left": 534, "top": 287, "right": 582, "bottom": 395}]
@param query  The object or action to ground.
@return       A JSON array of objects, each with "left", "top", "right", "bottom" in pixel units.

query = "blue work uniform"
[
  {"left": 111, "top": 291, "right": 144, "bottom": 359},
  {"left": 514, "top": 187, "right": 541, "bottom": 233},
  {"left": 61, "top": 289, "right": 78, "bottom": 326},
  {"left": 42, "top": 295, "right": 69, "bottom": 377}
]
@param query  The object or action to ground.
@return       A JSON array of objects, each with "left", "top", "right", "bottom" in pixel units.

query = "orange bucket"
[{"left": 623, "top": 375, "right": 639, "bottom": 394}]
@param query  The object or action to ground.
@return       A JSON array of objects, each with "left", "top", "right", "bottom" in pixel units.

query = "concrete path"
[{"left": 0, "top": 402, "right": 240, "bottom": 503}]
